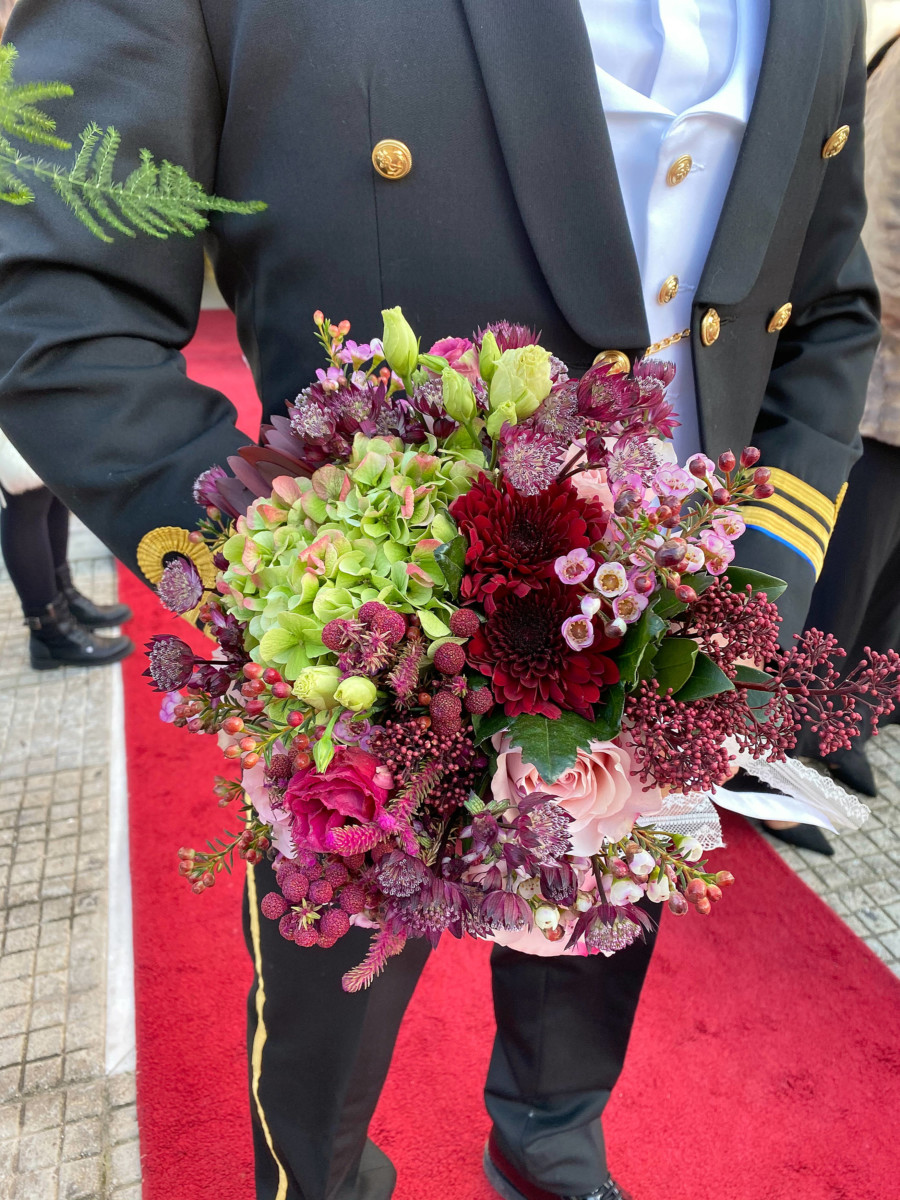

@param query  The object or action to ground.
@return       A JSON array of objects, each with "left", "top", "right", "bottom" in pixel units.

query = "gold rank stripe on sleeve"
[
  {"left": 742, "top": 506, "right": 827, "bottom": 577},
  {"left": 766, "top": 468, "right": 840, "bottom": 531}
]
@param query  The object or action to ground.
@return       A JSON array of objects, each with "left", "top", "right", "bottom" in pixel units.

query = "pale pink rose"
[{"left": 492, "top": 738, "right": 665, "bottom": 853}]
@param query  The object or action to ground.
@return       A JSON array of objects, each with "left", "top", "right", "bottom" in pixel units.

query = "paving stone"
[
  {"left": 110, "top": 1138, "right": 142, "bottom": 1188},
  {"left": 62, "top": 1115, "right": 102, "bottom": 1160},
  {"left": 58, "top": 1153, "right": 103, "bottom": 1199}
]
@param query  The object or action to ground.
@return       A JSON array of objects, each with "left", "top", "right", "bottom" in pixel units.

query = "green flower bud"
[
  {"left": 479, "top": 330, "right": 501, "bottom": 383},
  {"left": 486, "top": 400, "right": 517, "bottom": 439},
  {"left": 334, "top": 675, "right": 378, "bottom": 712},
  {"left": 489, "top": 345, "right": 553, "bottom": 420},
  {"left": 381, "top": 307, "right": 419, "bottom": 383},
  {"left": 292, "top": 665, "right": 342, "bottom": 711},
  {"left": 441, "top": 367, "right": 476, "bottom": 424}
]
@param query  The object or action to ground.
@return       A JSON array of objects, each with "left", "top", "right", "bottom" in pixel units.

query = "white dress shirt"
[{"left": 580, "top": 0, "right": 770, "bottom": 459}]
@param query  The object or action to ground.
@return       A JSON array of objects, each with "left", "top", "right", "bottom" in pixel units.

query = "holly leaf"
[
  {"left": 470, "top": 706, "right": 511, "bottom": 746},
  {"left": 724, "top": 566, "right": 787, "bottom": 600},
  {"left": 653, "top": 638, "right": 698, "bottom": 696},
  {"left": 672, "top": 652, "right": 735, "bottom": 703},
  {"left": 505, "top": 687, "right": 626, "bottom": 783},
  {"left": 617, "top": 608, "right": 666, "bottom": 687},
  {"left": 434, "top": 535, "right": 467, "bottom": 599}
]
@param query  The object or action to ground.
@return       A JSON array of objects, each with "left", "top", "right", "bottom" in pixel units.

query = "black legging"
[{"left": 0, "top": 485, "right": 70, "bottom": 618}]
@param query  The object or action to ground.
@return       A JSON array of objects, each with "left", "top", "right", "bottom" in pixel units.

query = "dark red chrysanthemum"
[
  {"left": 466, "top": 579, "right": 620, "bottom": 720},
  {"left": 449, "top": 475, "right": 608, "bottom": 612}
]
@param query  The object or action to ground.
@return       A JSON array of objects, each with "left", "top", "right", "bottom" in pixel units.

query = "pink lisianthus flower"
[
  {"left": 242, "top": 742, "right": 296, "bottom": 857},
  {"left": 492, "top": 737, "right": 665, "bottom": 854},
  {"left": 699, "top": 532, "right": 736, "bottom": 575},
  {"left": 712, "top": 512, "right": 746, "bottom": 541},
  {"left": 285, "top": 746, "right": 392, "bottom": 853},
  {"left": 428, "top": 336, "right": 481, "bottom": 384},
  {"left": 555, "top": 548, "right": 595, "bottom": 586}
]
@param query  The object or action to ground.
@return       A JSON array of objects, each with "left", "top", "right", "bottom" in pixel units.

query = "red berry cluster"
[
  {"left": 262, "top": 853, "right": 372, "bottom": 949},
  {"left": 368, "top": 717, "right": 486, "bottom": 819}
]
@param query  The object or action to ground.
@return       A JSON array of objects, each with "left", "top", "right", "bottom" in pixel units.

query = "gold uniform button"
[
  {"left": 372, "top": 139, "right": 413, "bottom": 179},
  {"left": 767, "top": 302, "right": 793, "bottom": 333},
  {"left": 658, "top": 275, "right": 679, "bottom": 305},
  {"left": 822, "top": 125, "right": 850, "bottom": 159},
  {"left": 700, "top": 308, "right": 721, "bottom": 347},
  {"left": 592, "top": 349, "right": 631, "bottom": 375},
  {"left": 666, "top": 155, "right": 693, "bottom": 186}
]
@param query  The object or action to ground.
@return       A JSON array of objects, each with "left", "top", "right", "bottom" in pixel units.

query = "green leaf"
[
  {"left": 672, "top": 652, "right": 735, "bottom": 703},
  {"left": 653, "top": 638, "right": 698, "bottom": 697},
  {"left": 617, "top": 608, "right": 666, "bottom": 687},
  {"left": 724, "top": 566, "right": 787, "bottom": 600},
  {"left": 417, "top": 608, "right": 452, "bottom": 639},
  {"left": 506, "top": 688, "right": 627, "bottom": 784},
  {"left": 470, "top": 705, "right": 512, "bottom": 746},
  {"left": 434, "top": 535, "right": 467, "bottom": 599},
  {"left": 651, "top": 572, "right": 714, "bottom": 620},
  {"left": 258, "top": 626, "right": 297, "bottom": 659},
  {"left": 733, "top": 664, "right": 774, "bottom": 711}
]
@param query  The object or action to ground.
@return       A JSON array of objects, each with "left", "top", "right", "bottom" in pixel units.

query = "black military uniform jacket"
[{"left": 0, "top": 0, "right": 879, "bottom": 634}]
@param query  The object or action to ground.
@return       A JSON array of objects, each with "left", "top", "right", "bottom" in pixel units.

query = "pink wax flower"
[
  {"left": 428, "top": 336, "right": 480, "bottom": 384},
  {"left": 555, "top": 547, "right": 595, "bottom": 586},
  {"left": 561, "top": 613, "right": 595, "bottom": 651},
  {"left": 612, "top": 590, "right": 648, "bottom": 624},
  {"left": 681, "top": 544, "right": 706, "bottom": 573},
  {"left": 242, "top": 743, "right": 296, "bottom": 857},
  {"left": 654, "top": 463, "right": 695, "bottom": 499},
  {"left": 712, "top": 512, "right": 746, "bottom": 541},
  {"left": 699, "top": 532, "right": 736, "bottom": 575},
  {"left": 285, "top": 746, "right": 392, "bottom": 854},
  {"left": 492, "top": 737, "right": 665, "bottom": 854}
]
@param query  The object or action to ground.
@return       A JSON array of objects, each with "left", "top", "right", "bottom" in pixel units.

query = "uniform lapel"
[
  {"left": 699, "top": 0, "right": 828, "bottom": 304},
  {"left": 460, "top": 0, "right": 649, "bottom": 352}
]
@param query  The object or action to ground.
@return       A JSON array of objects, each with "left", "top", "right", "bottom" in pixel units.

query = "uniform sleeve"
[
  {"left": 0, "top": 0, "right": 250, "bottom": 574},
  {"left": 737, "top": 8, "right": 881, "bottom": 639}
]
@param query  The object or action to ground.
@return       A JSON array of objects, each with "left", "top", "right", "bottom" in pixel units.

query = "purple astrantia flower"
[
  {"left": 158, "top": 691, "right": 182, "bottom": 723},
  {"left": 480, "top": 888, "right": 533, "bottom": 932},
  {"left": 593, "top": 561, "right": 629, "bottom": 599},
  {"left": 476, "top": 321, "right": 541, "bottom": 352},
  {"left": 192, "top": 465, "right": 229, "bottom": 509},
  {"left": 612, "top": 591, "right": 649, "bottom": 624},
  {"left": 554, "top": 547, "right": 595, "bottom": 586},
  {"left": 606, "top": 437, "right": 663, "bottom": 486},
  {"left": 157, "top": 556, "right": 204, "bottom": 615},
  {"left": 561, "top": 613, "right": 595, "bottom": 651},
  {"left": 145, "top": 635, "right": 196, "bottom": 692},
  {"left": 529, "top": 381, "right": 581, "bottom": 442},
  {"left": 498, "top": 425, "right": 566, "bottom": 496}
]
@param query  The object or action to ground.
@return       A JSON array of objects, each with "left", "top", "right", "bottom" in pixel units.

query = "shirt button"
[
  {"left": 658, "top": 276, "right": 679, "bottom": 305},
  {"left": 372, "top": 139, "right": 413, "bottom": 179},
  {"left": 666, "top": 155, "right": 693, "bottom": 186}
]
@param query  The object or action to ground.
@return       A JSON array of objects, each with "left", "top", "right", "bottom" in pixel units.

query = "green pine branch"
[{"left": 0, "top": 44, "right": 266, "bottom": 241}]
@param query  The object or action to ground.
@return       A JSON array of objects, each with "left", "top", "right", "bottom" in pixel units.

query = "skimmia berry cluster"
[{"left": 145, "top": 307, "right": 892, "bottom": 989}]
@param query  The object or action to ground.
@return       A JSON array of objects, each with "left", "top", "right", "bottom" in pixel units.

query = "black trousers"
[
  {"left": 0, "top": 485, "right": 70, "bottom": 617},
  {"left": 243, "top": 857, "right": 658, "bottom": 1200},
  {"left": 797, "top": 437, "right": 900, "bottom": 754}
]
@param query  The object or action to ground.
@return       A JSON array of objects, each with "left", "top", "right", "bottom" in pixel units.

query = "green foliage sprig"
[{"left": 0, "top": 44, "right": 265, "bottom": 241}]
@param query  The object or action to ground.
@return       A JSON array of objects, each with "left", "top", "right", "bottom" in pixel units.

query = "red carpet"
[{"left": 120, "top": 312, "right": 900, "bottom": 1200}]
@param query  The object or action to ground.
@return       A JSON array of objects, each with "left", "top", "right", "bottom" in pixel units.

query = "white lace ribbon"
[{"left": 709, "top": 751, "right": 870, "bottom": 833}]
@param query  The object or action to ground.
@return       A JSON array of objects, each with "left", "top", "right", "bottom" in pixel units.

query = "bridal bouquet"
[{"left": 142, "top": 310, "right": 896, "bottom": 990}]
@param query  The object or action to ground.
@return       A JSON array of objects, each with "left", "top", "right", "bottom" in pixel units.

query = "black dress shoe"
[
  {"left": 823, "top": 745, "right": 878, "bottom": 798},
  {"left": 27, "top": 595, "right": 134, "bottom": 670},
  {"left": 61, "top": 583, "right": 133, "bottom": 629},
  {"left": 484, "top": 1133, "right": 633, "bottom": 1200},
  {"left": 719, "top": 769, "right": 834, "bottom": 856}
]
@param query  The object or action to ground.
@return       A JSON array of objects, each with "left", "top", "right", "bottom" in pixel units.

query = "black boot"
[
  {"left": 28, "top": 595, "right": 134, "bottom": 670},
  {"left": 56, "top": 564, "right": 132, "bottom": 629}
]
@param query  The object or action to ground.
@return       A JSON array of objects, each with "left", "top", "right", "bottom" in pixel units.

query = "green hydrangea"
[{"left": 216, "top": 435, "right": 481, "bottom": 680}]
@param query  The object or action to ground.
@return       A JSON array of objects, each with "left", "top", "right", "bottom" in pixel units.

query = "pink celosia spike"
[
  {"left": 342, "top": 929, "right": 407, "bottom": 992},
  {"left": 325, "top": 822, "right": 385, "bottom": 856}
]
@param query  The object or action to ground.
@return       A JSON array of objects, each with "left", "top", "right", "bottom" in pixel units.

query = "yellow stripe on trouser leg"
[{"left": 247, "top": 860, "right": 290, "bottom": 1200}]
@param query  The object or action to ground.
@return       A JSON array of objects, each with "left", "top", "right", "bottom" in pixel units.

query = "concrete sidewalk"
[{"left": 1, "top": 521, "right": 899, "bottom": 1200}]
